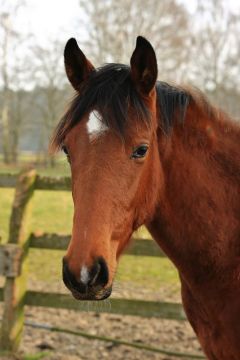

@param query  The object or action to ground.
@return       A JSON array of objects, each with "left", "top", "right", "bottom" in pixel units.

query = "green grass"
[
  {"left": 0, "top": 188, "right": 14, "bottom": 241},
  {"left": 23, "top": 352, "right": 51, "bottom": 360},
  {"left": 0, "top": 351, "right": 51, "bottom": 360},
  {"left": 117, "top": 256, "right": 178, "bottom": 285},
  {"left": 0, "top": 189, "right": 73, "bottom": 241},
  {"left": 0, "top": 351, "right": 50, "bottom": 360},
  {"left": 0, "top": 154, "right": 70, "bottom": 177},
  {"left": 0, "top": 164, "right": 179, "bottom": 291}
]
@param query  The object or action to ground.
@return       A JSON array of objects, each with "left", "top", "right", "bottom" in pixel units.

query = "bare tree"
[
  {"left": 31, "top": 40, "right": 70, "bottom": 166},
  {"left": 0, "top": 11, "right": 13, "bottom": 163},
  {"left": 78, "top": 0, "right": 190, "bottom": 82},
  {"left": 189, "top": 0, "right": 240, "bottom": 112},
  {"left": 0, "top": 0, "right": 29, "bottom": 163}
]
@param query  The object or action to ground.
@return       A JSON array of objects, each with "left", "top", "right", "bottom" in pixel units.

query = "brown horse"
[{"left": 51, "top": 36, "right": 240, "bottom": 359}]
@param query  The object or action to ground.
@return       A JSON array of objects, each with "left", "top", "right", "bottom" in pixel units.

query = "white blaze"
[
  {"left": 87, "top": 111, "right": 108, "bottom": 139},
  {"left": 80, "top": 266, "right": 90, "bottom": 285}
]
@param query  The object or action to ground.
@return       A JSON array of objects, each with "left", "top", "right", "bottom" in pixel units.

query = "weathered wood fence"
[{"left": 0, "top": 169, "right": 186, "bottom": 352}]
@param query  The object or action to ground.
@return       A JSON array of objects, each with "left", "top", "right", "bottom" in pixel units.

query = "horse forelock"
[{"left": 50, "top": 62, "right": 225, "bottom": 152}]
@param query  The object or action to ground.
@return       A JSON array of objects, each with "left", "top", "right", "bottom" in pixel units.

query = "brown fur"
[{"left": 149, "top": 100, "right": 240, "bottom": 359}]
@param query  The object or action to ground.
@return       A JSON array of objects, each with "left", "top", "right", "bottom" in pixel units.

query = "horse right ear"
[
  {"left": 64, "top": 38, "right": 95, "bottom": 91},
  {"left": 130, "top": 36, "right": 158, "bottom": 95}
]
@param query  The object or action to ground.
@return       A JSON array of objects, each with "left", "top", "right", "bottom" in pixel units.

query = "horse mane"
[{"left": 50, "top": 63, "right": 222, "bottom": 151}]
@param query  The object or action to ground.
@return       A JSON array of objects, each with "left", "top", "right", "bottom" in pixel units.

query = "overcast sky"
[
  {"left": 15, "top": 0, "right": 82, "bottom": 46},
  {"left": 3, "top": 0, "right": 240, "bottom": 48}
]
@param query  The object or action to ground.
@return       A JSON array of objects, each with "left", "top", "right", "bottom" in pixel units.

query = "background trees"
[
  {"left": 0, "top": 0, "right": 33, "bottom": 163},
  {"left": 79, "top": 0, "right": 190, "bottom": 82},
  {"left": 0, "top": 0, "right": 239, "bottom": 165},
  {"left": 188, "top": 0, "right": 240, "bottom": 117},
  {"left": 31, "top": 40, "right": 70, "bottom": 165}
]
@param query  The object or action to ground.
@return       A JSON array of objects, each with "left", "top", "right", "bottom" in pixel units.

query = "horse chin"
[{"left": 71, "top": 286, "right": 112, "bottom": 301}]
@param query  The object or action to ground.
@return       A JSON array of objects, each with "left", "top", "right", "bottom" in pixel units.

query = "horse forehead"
[{"left": 86, "top": 111, "right": 108, "bottom": 138}]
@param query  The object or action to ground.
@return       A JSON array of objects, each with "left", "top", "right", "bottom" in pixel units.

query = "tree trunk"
[{"left": 1, "top": 102, "right": 11, "bottom": 164}]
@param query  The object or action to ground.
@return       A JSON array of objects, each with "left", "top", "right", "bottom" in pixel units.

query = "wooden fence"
[{"left": 0, "top": 169, "right": 186, "bottom": 352}]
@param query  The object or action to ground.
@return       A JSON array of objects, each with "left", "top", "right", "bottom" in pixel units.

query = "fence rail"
[
  {"left": 29, "top": 232, "right": 166, "bottom": 256},
  {"left": 2, "top": 290, "right": 185, "bottom": 320},
  {"left": 0, "top": 173, "right": 71, "bottom": 191},
  {"left": 0, "top": 173, "right": 17, "bottom": 188},
  {"left": 0, "top": 169, "right": 186, "bottom": 354}
]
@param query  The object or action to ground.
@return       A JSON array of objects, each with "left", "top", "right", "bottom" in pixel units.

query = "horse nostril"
[
  {"left": 89, "top": 257, "right": 109, "bottom": 287},
  {"left": 89, "top": 262, "right": 101, "bottom": 285},
  {"left": 62, "top": 258, "right": 86, "bottom": 293},
  {"left": 62, "top": 257, "right": 109, "bottom": 294}
]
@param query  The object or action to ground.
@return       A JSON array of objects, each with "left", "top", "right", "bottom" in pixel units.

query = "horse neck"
[{"left": 147, "top": 100, "right": 240, "bottom": 287}]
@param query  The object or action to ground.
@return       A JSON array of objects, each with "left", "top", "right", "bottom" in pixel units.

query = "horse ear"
[
  {"left": 130, "top": 36, "right": 158, "bottom": 95},
  {"left": 64, "top": 38, "right": 95, "bottom": 91}
]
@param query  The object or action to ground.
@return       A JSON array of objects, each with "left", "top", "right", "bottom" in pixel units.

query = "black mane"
[{"left": 52, "top": 63, "right": 190, "bottom": 148}]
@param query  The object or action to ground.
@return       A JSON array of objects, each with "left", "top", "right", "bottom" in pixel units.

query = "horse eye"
[
  {"left": 62, "top": 145, "right": 69, "bottom": 155},
  {"left": 131, "top": 144, "right": 149, "bottom": 159}
]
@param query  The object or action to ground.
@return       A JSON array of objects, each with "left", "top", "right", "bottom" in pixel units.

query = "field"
[{"left": 0, "top": 161, "right": 200, "bottom": 360}]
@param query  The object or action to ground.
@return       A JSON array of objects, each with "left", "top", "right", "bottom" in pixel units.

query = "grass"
[
  {"left": 0, "top": 162, "right": 180, "bottom": 292},
  {"left": 23, "top": 352, "right": 51, "bottom": 360},
  {"left": 0, "top": 189, "right": 73, "bottom": 241},
  {"left": 0, "top": 154, "right": 70, "bottom": 177},
  {"left": 0, "top": 351, "right": 50, "bottom": 360}
]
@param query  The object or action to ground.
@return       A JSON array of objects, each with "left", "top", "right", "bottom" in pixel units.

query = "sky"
[
  {"left": 5, "top": 0, "right": 201, "bottom": 46},
  {"left": 10, "top": 0, "right": 240, "bottom": 48},
  {"left": 15, "top": 0, "right": 84, "bottom": 46}
]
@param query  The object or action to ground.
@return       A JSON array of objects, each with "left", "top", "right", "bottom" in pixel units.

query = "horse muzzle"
[{"left": 62, "top": 256, "right": 112, "bottom": 300}]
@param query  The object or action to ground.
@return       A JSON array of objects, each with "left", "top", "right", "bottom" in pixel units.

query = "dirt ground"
[{"left": 0, "top": 280, "right": 204, "bottom": 360}]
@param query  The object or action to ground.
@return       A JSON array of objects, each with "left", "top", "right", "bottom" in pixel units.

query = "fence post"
[{"left": 0, "top": 168, "right": 36, "bottom": 352}]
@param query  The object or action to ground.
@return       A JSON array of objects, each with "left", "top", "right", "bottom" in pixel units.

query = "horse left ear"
[
  {"left": 64, "top": 38, "right": 95, "bottom": 91},
  {"left": 130, "top": 36, "right": 158, "bottom": 95}
]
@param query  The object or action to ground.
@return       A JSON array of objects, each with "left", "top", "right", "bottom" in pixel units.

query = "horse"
[{"left": 50, "top": 36, "right": 240, "bottom": 360}]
